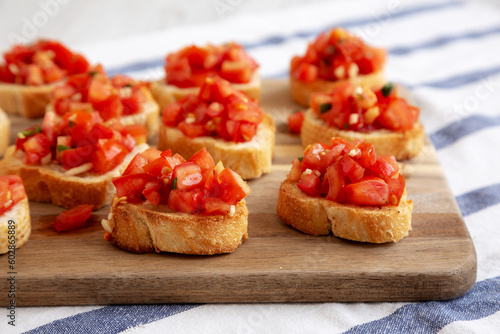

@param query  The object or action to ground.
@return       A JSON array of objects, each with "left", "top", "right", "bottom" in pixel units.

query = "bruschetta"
[
  {"left": 151, "top": 42, "right": 260, "bottom": 110},
  {"left": 158, "top": 76, "right": 275, "bottom": 180},
  {"left": 277, "top": 138, "right": 413, "bottom": 243},
  {"left": 48, "top": 65, "right": 159, "bottom": 138},
  {"left": 0, "top": 175, "right": 30, "bottom": 254},
  {"left": 0, "top": 39, "right": 90, "bottom": 118},
  {"left": 300, "top": 82, "right": 424, "bottom": 160},
  {"left": 0, "top": 109, "right": 148, "bottom": 209},
  {"left": 290, "top": 27, "right": 386, "bottom": 106},
  {"left": 102, "top": 148, "right": 250, "bottom": 255}
]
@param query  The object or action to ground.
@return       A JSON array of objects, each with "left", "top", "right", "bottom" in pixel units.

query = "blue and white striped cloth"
[{"left": 5, "top": 0, "right": 500, "bottom": 332}]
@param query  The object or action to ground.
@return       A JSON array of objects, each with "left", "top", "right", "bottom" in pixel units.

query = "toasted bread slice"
[
  {"left": 158, "top": 113, "right": 275, "bottom": 180},
  {"left": 300, "top": 109, "right": 424, "bottom": 160},
  {"left": 102, "top": 197, "right": 249, "bottom": 255},
  {"left": 0, "top": 82, "right": 56, "bottom": 118},
  {"left": 151, "top": 71, "right": 261, "bottom": 110},
  {"left": 0, "top": 109, "right": 10, "bottom": 156},
  {"left": 0, "top": 143, "right": 148, "bottom": 209},
  {"left": 290, "top": 70, "right": 385, "bottom": 107},
  {"left": 277, "top": 180, "right": 412, "bottom": 243},
  {"left": 0, "top": 197, "right": 31, "bottom": 254},
  {"left": 45, "top": 88, "right": 160, "bottom": 139}
]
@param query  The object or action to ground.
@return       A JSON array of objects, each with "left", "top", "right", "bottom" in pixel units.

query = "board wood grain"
[{"left": 0, "top": 80, "right": 476, "bottom": 305}]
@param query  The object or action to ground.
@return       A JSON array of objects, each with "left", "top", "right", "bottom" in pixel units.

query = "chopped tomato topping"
[
  {"left": 288, "top": 110, "right": 305, "bottom": 134},
  {"left": 51, "top": 64, "right": 148, "bottom": 120},
  {"left": 52, "top": 204, "right": 93, "bottom": 232},
  {"left": 310, "top": 82, "right": 420, "bottom": 132},
  {"left": 15, "top": 109, "right": 145, "bottom": 174},
  {"left": 288, "top": 138, "right": 405, "bottom": 206},
  {"left": 0, "top": 175, "right": 27, "bottom": 216},
  {"left": 0, "top": 39, "right": 90, "bottom": 85},
  {"left": 161, "top": 76, "right": 264, "bottom": 143},
  {"left": 112, "top": 148, "right": 251, "bottom": 215},
  {"left": 165, "top": 42, "right": 258, "bottom": 87},
  {"left": 291, "top": 28, "right": 385, "bottom": 82}
]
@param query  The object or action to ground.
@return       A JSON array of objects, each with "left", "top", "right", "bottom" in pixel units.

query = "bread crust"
[
  {"left": 0, "top": 82, "right": 56, "bottom": 118},
  {"left": 158, "top": 113, "right": 275, "bottom": 180},
  {"left": 0, "top": 109, "right": 10, "bottom": 156},
  {"left": 277, "top": 180, "right": 412, "bottom": 243},
  {"left": 0, "top": 144, "right": 149, "bottom": 209},
  {"left": 290, "top": 70, "right": 385, "bottom": 106},
  {"left": 300, "top": 108, "right": 424, "bottom": 160},
  {"left": 104, "top": 197, "right": 249, "bottom": 255},
  {"left": 0, "top": 197, "right": 31, "bottom": 254},
  {"left": 151, "top": 71, "right": 261, "bottom": 111}
]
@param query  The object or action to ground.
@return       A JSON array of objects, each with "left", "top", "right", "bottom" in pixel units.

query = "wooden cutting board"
[{"left": 0, "top": 80, "right": 476, "bottom": 306}]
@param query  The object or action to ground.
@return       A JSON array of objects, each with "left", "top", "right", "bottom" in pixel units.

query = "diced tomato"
[
  {"left": 113, "top": 173, "right": 156, "bottom": 201},
  {"left": 219, "top": 60, "right": 252, "bottom": 83},
  {"left": 297, "top": 171, "right": 321, "bottom": 197},
  {"left": 217, "top": 168, "right": 251, "bottom": 204},
  {"left": 42, "top": 111, "right": 57, "bottom": 144},
  {"left": 9, "top": 182, "right": 26, "bottom": 205},
  {"left": 123, "top": 153, "right": 148, "bottom": 176},
  {"left": 386, "top": 174, "right": 406, "bottom": 206},
  {"left": 163, "top": 153, "right": 187, "bottom": 174},
  {"left": 92, "top": 94, "right": 123, "bottom": 121},
  {"left": 203, "top": 197, "right": 232, "bottom": 215},
  {"left": 52, "top": 204, "right": 93, "bottom": 232},
  {"left": 339, "top": 156, "right": 365, "bottom": 183},
  {"left": 342, "top": 177, "right": 389, "bottom": 206},
  {"left": 142, "top": 157, "right": 168, "bottom": 177},
  {"left": 288, "top": 110, "right": 304, "bottom": 134},
  {"left": 22, "top": 133, "right": 51, "bottom": 164},
  {"left": 293, "top": 63, "right": 318, "bottom": 82},
  {"left": 178, "top": 121, "right": 207, "bottom": 138},
  {"left": 302, "top": 143, "right": 325, "bottom": 170},
  {"left": 325, "top": 162, "right": 345, "bottom": 201},
  {"left": 168, "top": 189, "right": 204, "bottom": 214},
  {"left": 88, "top": 123, "right": 114, "bottom": 145},
  {"left": 189, "top": 148, "right": 215, "bottom": 173},
  {"left": 92, "top": 139, "right": 128, "bottom": 174},
  {"left": 142, "top": 148, "right": 162, "bottom": 162},
  {"left": 288, "top": 157, "right": 303, "bottom": 182},
  {"left": 61, "top": 146, "right": 94, "bottom": 169},
  {"left": 368, "top": 155, "right": 398, "bottom": 179},
  {"left": 377, "top": 99, "right": 419, "bottom": 131},
  {"left": 142, "top": 179, "right": 164, "bottom": 205},
  {"left": 172, "top": 163, "right": 203, "bottom": 191}
]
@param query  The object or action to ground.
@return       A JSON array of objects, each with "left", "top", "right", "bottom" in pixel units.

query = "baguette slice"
[
  {"left": 277, "top": 180, "right": 412, "bottom": 243},
  {"left": 0, "top": 108, "right": 10, "bottom": 156},
  {"left": 0, "top": 143, "right": 148, "bottom": 209},
  {"left": 103, "top": 197, "right": 248, "bottom": 255},
  {"left": 158, "top": 113, "right": 275, "bottom": 180},
  {"left": 0, "top": 82, "right": 56, "bottom": 118},
  {"left": 301, "top": 108, "right": 424, "bottom": 160},
  {"left": 45, "top": 88, "right": 160, "bottom": 139},
  {"left": 151, "top": 71, "right": 261, "bottom": 111},
  {"left": 0, "top": 197, "right": 31, "bottom": 254},
  {"left": 290, "top": 70, "right": 385, "bottom": 107}
]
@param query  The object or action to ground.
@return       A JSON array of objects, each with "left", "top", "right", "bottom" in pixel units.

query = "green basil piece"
[
  {"left": 381, "top": 83, "right": 394, "bottom": 97},
  {"left": 57, "top": 145, "right": 71, "bottom": 152},
  {"left": 319, "top": 102, "right": 332, "bottom": 114}
]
